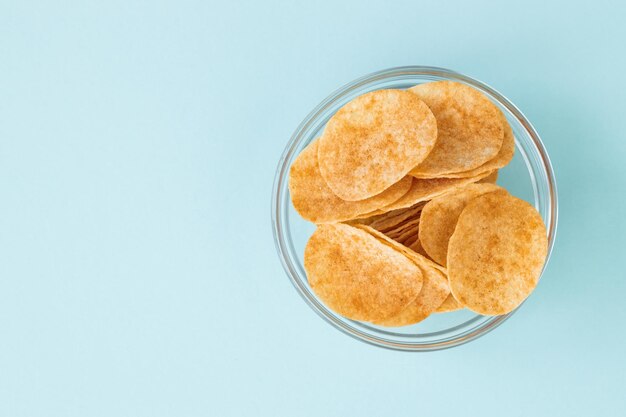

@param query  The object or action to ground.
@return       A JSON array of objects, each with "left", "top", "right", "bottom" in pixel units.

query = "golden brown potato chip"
[
  {"left": 419, "top": 183, "right": 506, "bottom": 266},
  {"left": 409, "top": 81, "right": 504, "bottom": 176},
  {"left": 353, "top": 204, "right": 423, "bottom": 245},
  {"left": 407, "top": 238, "right": 433, "bottom": 261},
  {"left": 392, "top": 225, "right": 420, "bottom": 246},
  {"left": 377, "top": 267, "right": 449, "bottom": 326},
  {"left": 318, "top": 89, "right": 437, "bottom": 201},
  {"left": 304, "top": 224, "right": 423, "bottom": 322},
  {"left": 386, "top": 217, "right": 420, "bottom": 240},
  {"left": 398, "top": 248, "right": 456, "bottom": 313},
  {"left": 289, "top": 140, "right": 412, "bottom": 223},
  {"left": 411, "top": 112, "right": 514, "bottom": 179},
  {"left": 447, "top": 192, "right": 548, "bottom": 315},
  {"left": 384, "top": 171, "right": 492, "bottom": 212},
  {"left": 354, "top": 224, "right": 446, "bottom": 270},
  {"left": 348, "top": 202, "right": 425, "bottom": 232},
  {"left": 349, "top": 209, "right": 387, "bottom": 221},
  {"left": 403, "top": 233, "right": 420, "bottom": 248},
  {"left": 354, "top": 226, "right": 449, "bottom": 326},
  {"left": 394, "top": 228, "right": 421, "bottom": 246},
  {"left": 435, "top": 293, "right": 463, "bottom": 313},
  {"left": 478, "top": 170, "right": 499, "bottom": 184}
]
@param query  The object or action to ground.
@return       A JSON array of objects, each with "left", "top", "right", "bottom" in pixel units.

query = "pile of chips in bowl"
[{"left": 289, "top": 81, "right": 548, "bottom": 327}]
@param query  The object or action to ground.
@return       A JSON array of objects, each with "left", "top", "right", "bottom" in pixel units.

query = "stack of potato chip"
[{"left": 289, "top": 82, "right": 548, "bottom": 326}]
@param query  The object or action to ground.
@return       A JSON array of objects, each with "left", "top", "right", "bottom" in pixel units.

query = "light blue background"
[{"left": 1, "top": 1, "right": 625, "bottom": 416}]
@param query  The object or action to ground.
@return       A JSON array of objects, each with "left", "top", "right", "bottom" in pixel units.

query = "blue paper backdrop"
[{"left": 1, "top": 1, "right": 625, "bottom": 416}]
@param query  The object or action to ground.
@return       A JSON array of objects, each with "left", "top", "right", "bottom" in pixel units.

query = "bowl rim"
[{"left": 271, "top": 66, "right": 558, "bottom": 351}]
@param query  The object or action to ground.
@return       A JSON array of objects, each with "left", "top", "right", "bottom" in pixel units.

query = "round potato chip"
[
  {"left": 435, "top": 293, "right": 463, "bottom": 313},
  {"left": 409, "top": 81, "right": 504, "bottom": 176},
  {"left": 377, "top": 265, "right": 449, "bottom": 326},
  {"left": 353, "top": 224, "right": 446, "bottom": 271},
  {"left": 349, "top": 209, "right": 387, "bottom": 221},
  {"left": 447, "top": 192, "right": 548, "bottom": 315},
  {"left": 411, "top": 112, "right": 514, "bottom": 179},
  {"left": 318, "top": 89, "right": 437, "bottom": 201},
  {"left": 352, "top": 205, "right": 423, "bottom": 246},
  {"left": 407, "top": 238, "right": 433, "bottom": 261},
  {"left": 348, "top": 202, "right": 425, "bottom": 233},
  {"left": 478, "top": 170, "right": 499, "bottom": 184},
  {"left": 403, "top": 233, "right": 420, "bottom": 249},
  {"left": 394, "top": 227, "right": 421, "bottom": 246},
  {"left": 304, "top": 224, "right": 423, "bottom": 322},
  {"left": 419, "top": 183, "right": 506, "bottom": 266},
  {"left": 383, "top": 171, "right": 492, "bottom": 212},
  {"left": 354, "top": 226, "right": 449, "bottom": 327},
  {"left": 386, "top": 217, "right": 420, "bottom": 240},
  {"left": 289, "top": 140, "right": 412, "bottom": 223}
]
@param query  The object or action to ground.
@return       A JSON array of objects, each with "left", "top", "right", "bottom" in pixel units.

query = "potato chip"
[
  {"left": 407, "top": 238, "right": 432, "bottom": 261},
  {"left": 348, "top": 202, "right": 425, "bottom": 233},
  {"left": 289, "top": 140, "right": 412, "bottom": 223},
  {"left": 411, "top": 112, "right": 514, "bottom": 179},
  {"left": 349, "top": 209, "right": 387, "bottom": 221},
  {"left": 478, "top": 170, "right": 499, "bottom": 184},
  {"left": 447, "top": 192, "right": 548, "bottom": 315},
  {"left": 386, "top": 217, "right": 420, "bottom": 240},
  {"left": 409, "top": 81, "right": 504, "bottom": 176},
  {"left": 419, "top": 183, "right": 506, "bottom": 266},
  {"left": 392, "top": 225, "right": 420, "bottom": 246},
  {"left": 355, "top": 226, "right": 449, "bottom": 326},
  {"left": 394, "top": 228, "right": 421, "bottom": 246},
  {"left": 403, "top": 233, "right": 420, "bottom": 248},
  {"left": 304, "top": 224, "right": 423, "bottom": 322},
  {"left": 352, "top": 204, "right": 423, "bottom": 245},
  {"left": 435, "top": 293, "right": 463, "bottom": 313},
  {"left": 318, "top": 89, "right": 437, "bottom": 201},
  {"left": 354, "top": 224, "right": 446, "bottom": 272},
  {"left": 383, "top": 170, "right": 492, "bottom": 212},
  {"left": 377, "top": 267, "right": 449, "bottom": 326}
]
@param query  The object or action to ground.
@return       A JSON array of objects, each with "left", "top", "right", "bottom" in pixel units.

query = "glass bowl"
[{"left": 271, "top": 66, "right": 558, "bottom": 351}]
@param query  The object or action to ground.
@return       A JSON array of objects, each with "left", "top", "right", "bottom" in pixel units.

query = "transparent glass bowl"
[{"left": 271, "top": 66, "right": 557, "bottom": 351}]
